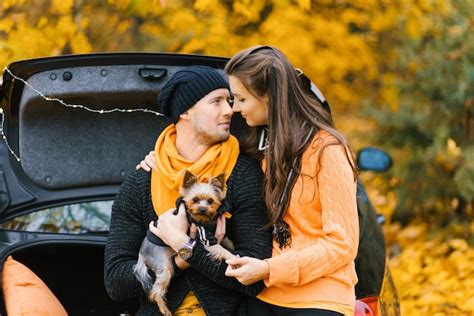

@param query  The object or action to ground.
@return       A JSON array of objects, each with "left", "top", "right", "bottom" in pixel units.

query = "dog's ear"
[
  {"left": 182, "top": 170, "right": 198, "bottom": 189},
  {"left": 210, "top": 173, "right": 226, "bottom": 191}
]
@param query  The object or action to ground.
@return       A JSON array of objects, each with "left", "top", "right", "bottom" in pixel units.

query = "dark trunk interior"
[{"left": 5, "top": 244, "right": 138, "bottom": 315}]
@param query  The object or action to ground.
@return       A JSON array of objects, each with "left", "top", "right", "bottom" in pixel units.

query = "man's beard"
[{"left": 194, "top": 125, "right": 230, "bottom": 145}]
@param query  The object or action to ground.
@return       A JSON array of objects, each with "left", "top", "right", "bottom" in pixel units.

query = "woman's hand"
[
  {"left": 136, "top": 151, "right": 156, "bottom": 172},
  {"left": 225, "top": 257, "right": 270, "bottom": 285},
  {"left": 149, "top": 203, "right": 189, "bottom": 252}
]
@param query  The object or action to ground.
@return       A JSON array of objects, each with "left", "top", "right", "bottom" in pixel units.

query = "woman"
[{"left": 140, "top": 46, "right": 359, "bottom": 316}]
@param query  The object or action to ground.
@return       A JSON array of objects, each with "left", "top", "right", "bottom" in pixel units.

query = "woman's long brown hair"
[{"left": 225, "top": 46, "right": 357, "bottom": 248}]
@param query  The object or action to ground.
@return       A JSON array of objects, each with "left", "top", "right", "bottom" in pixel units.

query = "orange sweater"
[{"left": 258, "top": 130, "right": 359, "bottom": 313}]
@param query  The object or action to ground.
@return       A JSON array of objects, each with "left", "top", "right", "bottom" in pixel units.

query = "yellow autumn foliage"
[
  {"left": 0, "top": 1, "right": 471, "bottom": 315},
  {"left": 0, "top": 0, "right": 451, "bottom": 116},
  {"left": 360, "top": 164, "right": 474, "bottom": 315},
  {"left": 384, "top": 222, "right": 474, "bottom": 315}
]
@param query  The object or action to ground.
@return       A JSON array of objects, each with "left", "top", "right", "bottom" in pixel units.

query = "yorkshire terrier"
[{"left": 133, "top": 170, "right": 236, "bottom": 316}]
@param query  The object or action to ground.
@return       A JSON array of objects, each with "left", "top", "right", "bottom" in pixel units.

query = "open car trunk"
[
  {"left": 3, "top": 242, "right": 138, "bottom": 315},
  {"left": 0, "top": 53, "right": 234, "bottom": 217}
]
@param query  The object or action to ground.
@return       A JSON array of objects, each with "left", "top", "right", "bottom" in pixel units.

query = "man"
[{"left": 104, "top": 66, "right": 272, "bottom": 315}]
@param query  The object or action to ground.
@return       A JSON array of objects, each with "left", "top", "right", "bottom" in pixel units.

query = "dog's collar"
[{"left": 146, "top": 229, "right": 167, "bottom": 246}]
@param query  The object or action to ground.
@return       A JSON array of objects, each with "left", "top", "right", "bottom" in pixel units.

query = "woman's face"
[{"left": 229, "top": 75, "right": 268, "bottom": 127}]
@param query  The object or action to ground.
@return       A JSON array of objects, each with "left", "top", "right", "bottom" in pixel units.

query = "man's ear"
[
  {"left": 182, "top": 170, "right": 198, "bottom": 189},
  {"left": 179, "top": 110, "right": 191, "bottom": 121}
]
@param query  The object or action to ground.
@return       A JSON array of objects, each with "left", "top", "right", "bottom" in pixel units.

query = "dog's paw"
[
  {"left": 206, "top": 245, "right": 236, "bottom": 262},
  {"left": 206, "top": 250, "right": 222, "bottom": 262},
  {"left": 149, "top": 289, "right": 172, "bottom": 316}
]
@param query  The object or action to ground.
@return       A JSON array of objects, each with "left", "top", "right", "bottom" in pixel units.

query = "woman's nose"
[{"left": 232, "top": 102, "right": 241, "bottom": 112}]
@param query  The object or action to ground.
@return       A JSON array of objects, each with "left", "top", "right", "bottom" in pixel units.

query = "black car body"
[{"left": 0, "top": 53, "right": 399, "bottom": 315}]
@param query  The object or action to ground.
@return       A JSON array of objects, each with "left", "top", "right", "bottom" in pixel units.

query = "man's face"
[{"left": 186, "top": 88, "right": 233, "bottom": 145}]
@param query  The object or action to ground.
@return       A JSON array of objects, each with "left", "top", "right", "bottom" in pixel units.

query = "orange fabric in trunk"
[{"left": 2, "top": 256, "right": 67, "bottom": 316}]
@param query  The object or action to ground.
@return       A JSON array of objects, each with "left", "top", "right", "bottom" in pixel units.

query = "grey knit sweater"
[{"left": 104, "top": 155, "right": 272, "bottom": 315}]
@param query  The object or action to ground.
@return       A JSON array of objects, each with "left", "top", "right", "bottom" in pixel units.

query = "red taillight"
[{"left": 355, "top": 296, "right": 378, "bottom": 316}]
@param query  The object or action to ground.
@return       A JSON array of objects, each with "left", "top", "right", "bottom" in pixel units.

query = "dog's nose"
[{"left": 199, "top": 208, "right": 207, "bottom": 214}]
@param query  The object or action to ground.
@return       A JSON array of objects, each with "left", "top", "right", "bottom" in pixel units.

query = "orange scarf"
[{"left": 151, "top": 125, "right": 240, "bottom": 215}]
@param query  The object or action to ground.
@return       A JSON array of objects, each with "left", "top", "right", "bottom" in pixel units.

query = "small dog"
[{"left": 133, "top": 170, "right": 236, "bottom": 316}]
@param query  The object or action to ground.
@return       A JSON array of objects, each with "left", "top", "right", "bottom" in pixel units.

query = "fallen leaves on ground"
[{"left": 384, "top": 222, "right": 474, "bottom": 315}]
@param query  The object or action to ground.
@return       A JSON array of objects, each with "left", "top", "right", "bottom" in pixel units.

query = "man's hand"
[
  {"left": 149, "top": 203, "right": 189, "bottom": 252},
  {"left": 173, "top": 223, "right": 197, "bottom": 270}
]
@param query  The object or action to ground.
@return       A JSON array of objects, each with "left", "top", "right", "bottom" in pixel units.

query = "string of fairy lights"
[{"left": 0, "top": 67, "right": 165, "bottom": 162}]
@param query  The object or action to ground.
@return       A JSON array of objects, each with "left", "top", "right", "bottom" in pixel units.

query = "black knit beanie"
[{"left": 157, "top": 66, "right": 230, "bottom": 123}]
